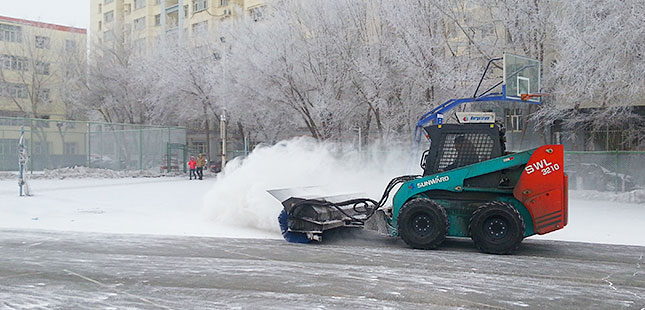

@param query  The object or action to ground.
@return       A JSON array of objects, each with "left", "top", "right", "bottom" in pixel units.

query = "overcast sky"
[{"left": 1, "top": 0, "right": 90, "bottom": 29}]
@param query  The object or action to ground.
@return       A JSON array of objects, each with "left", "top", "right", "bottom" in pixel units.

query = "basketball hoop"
[{"left": 520, "top": 93, "right": 550, "bottom": 101}]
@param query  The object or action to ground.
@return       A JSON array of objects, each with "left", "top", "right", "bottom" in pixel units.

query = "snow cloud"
[{"left": 201, "top": 137, "right": 417, "bottom": 233}]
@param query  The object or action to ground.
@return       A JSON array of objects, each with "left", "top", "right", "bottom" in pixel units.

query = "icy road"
[{"left": 1, "top": 229, "right": 643, "bottom": 310}]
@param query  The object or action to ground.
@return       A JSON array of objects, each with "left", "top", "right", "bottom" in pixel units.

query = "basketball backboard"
[{"left": 503, "top": 53, "right": 541, "bottom": 103}]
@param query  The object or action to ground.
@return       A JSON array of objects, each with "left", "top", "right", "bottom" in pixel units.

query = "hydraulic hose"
[{"left": 288, "top": 175, "right": 421, "bottom": 223}]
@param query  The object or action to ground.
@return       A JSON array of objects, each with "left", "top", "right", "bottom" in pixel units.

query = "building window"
[
  {"left": 15, "top": 84, "right": 28, "bottom": 99},
  {"left": 154, "top": 14, "right": 161, "bottom": 26},
  {"left": 0, "top": 24, "right": 23, "bottom": 43},
  {"left": 505, "top": 108, "right": 523, "bottom": 132},
  {"left": 65, "top": 40, "right": 77, "bottom": 52},
  {"left": 124, "top": 3, "right": 132, "bottom": 14},
  {"left": 104, "top": 10, "right": 114, "bottom": 23},
  {"left": 191, "top": 141, "right": 206, "bottom": 154},
  {"left": 0, "top": 83, "right": 29, "bottom": 99},
  {"left": 193, "top": 0, "right": 207, "bottom": 12},
  {"left": 134, "top": 0, "right": 146, "bottom": 10},
  {"left": 0, "top": 54, "right": 10, "bottom": 70},
  {"left": 98, "top": 20, "right": 102, "bottom": 30},
  {"left": 134, "top": 17, "right": 146, "bottom": 31},
  {"left": 98, "top": 3, "right": 102, "bottom": 13},
  {"left": 192, "top": 21, "right": 208, "bottom": 35},
  {"left": 39, "top": 88, "right": 50, "bottom": 101},
  {"left": 184, "top": 5, "right": 189, "bottom": 18},
  {"left": 15, "top": 56, "right": 28, "bottom": 71},
  {"left": 104, "top": 30, "right": 115, "bottom": 42},
  {"left": 33, "top": 142, "right": 49, "bottom": 155},
  {"left": 250, "top": 6, "right": 264, "bottom": 21},
  {"left": 588, "top": 125, "right": 640, "bottom": 151},
  {"left": 64, "top": 142, "right": 78, "bottom": 155},
  {"left": 1, "top": 55, "right": 29, "bottom": 71},
  {"left": 105, "top": 0, "right": 114, "bottom": 4},
  {"left": 155, "top": 0, "right": 161, "bottom": 5},
  {"left": 35, "top": 36, "right": 51, "bottom": 49},
  {"left": 35, "top": 61, "right": 50, "bottom": 75},
  {"left": 220, "top": 0, "right": 228, "bottom": 6}
]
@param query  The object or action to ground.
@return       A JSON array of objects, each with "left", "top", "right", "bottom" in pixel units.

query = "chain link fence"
[
  {"left": 1, "top": 117, "right": 643, "bottom": 192},
  {"left": 0, "top": 117, "right": 186, "bottom": 172},
  {"left": 565, "top": 151, "right": 645, "bottom": 192}
]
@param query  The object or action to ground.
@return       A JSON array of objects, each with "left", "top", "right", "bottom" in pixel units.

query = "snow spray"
[{"left": 202, "top": 137, "right": 419, "bottom": 235}]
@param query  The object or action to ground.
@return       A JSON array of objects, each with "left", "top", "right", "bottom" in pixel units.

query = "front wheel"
[
  {"left": 469, "top": 201, "right": 525, "bottom": 254},
  {"left": 398, "top": 198, "right": 449, "bottom": 250}
]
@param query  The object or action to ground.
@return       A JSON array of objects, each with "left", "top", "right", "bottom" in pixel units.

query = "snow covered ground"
[
  {"left": 1, "top": 138, "right": 643, "bottom": 247},
  {"left": 1, "top": 176, "right": 644, "bottom": 247},
  {"left": 0, "top": 177, "right": 279, "bottom": 239}
]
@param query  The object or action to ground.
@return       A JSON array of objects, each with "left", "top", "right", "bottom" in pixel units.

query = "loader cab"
[{"left": 421, "top": 123, "right": 506, "bottom": 176}]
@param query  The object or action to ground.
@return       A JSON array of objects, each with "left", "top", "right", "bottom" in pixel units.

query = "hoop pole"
[{"left": 473, "top": 57, "right": 502, "bottom": 98}]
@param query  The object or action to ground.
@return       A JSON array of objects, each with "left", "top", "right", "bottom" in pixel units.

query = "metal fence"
[
  {"left": 565, "top": 151, "right": 645, "bottom": 192},
  {"left": 0, "top": 117, "right": 186, "bottom": 172}
]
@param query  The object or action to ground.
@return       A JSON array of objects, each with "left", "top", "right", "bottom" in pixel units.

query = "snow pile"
[
  {"left": 0, "top": 172, "right": 15, "bottom": 179},
  {"left": 0, "top": 166, "right": 182, "bottom": 180},
  {"left": 570, "top": 189, "right": 645, "bottom": 204},
  {"left": 202, "top": 137, "right": 415, "bottom": 233},
  {"left": 40, "top": 166, "right": 171, "bottom": 179}
]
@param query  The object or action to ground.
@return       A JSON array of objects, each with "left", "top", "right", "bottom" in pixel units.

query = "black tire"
[
  {"left": 469, "top": 201, "right": 525, "bottom": 254},
  {"left": 398, "top": 198, "right": 449, "bottom": 250}
]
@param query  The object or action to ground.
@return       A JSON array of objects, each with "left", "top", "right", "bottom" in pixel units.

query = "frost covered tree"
[
  {"left": 225, "top": 0, "right": 361, "bottom": 141},
  {"left": 75, "top": 0, "right": 643, "bottom": 150},
  {"left": 74, "top": 26, "right": 168, "bottom": 126},
  {"left": 225, "top": 0, "right": 461, "bottom": 142},
  {"left": 57, "top": 36, "right": 89, "bottom": 120},
  {"left": 540, "top": 0, "right": 645, "bottom": 148},
  {"left": 150, "top": 39, "right": 227, "bottom": 156}
]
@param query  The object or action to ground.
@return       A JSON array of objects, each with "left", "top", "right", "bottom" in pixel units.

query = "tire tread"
[
  {"left": 398, "top": 198, "right": 449, "bottom": 250},
  {"left": 468, "top": 201, "right": 525, "bottom": 254}
]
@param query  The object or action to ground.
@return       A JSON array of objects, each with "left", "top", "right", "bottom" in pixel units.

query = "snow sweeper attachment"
[{"left": 270, "top": 176, "right": 420, "bottom": 243}]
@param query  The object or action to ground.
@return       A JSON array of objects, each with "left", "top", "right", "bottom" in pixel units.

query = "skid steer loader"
[{"left": 272, "top": 54, "right": 568, "bottom": 254}]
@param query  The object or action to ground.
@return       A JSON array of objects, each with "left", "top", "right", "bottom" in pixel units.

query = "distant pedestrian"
[
  {"left": 188, "top": 156, "right": 197, "bottom": 180},
  {"left": 196, "top": 153, "right": 207, "bottom": 180}
]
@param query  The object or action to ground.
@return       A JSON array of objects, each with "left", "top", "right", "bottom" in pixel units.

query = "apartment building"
[
  {"left": 90, "top": 0, "right": 264, "bottom": 52},
  {"left": 0, "top": 16, "right": 87, "bottom": 119}
]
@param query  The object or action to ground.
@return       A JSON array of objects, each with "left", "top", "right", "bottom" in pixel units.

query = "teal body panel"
[{"left": 389, "top": 148, "right": 538, "bottom": 238}]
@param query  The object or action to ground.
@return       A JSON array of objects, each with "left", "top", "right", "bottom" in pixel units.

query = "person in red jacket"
[{"left": 188, "top": 156, "right": 197, "bottom": 180}]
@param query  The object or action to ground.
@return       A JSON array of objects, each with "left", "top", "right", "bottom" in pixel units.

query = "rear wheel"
[
  {"left": 469, "top": 201, "right": 525, "bottom": 254},
  {"left": 278, "top": 210, "right": 311, "bottom": 243},
  {"left": 398, "top": 198, "right": 449, "bottom": 250}
]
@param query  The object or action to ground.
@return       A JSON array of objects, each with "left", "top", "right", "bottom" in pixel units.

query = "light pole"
[
  {"left": 219, "top": 36, "right": 228, "bottom": 170},
  {"left": 220, "top": 110, "right": 227, "bottom": 169}
]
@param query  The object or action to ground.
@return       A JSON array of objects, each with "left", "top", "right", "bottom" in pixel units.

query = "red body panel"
[{"left": 513, "top": 145, "right": 568, "bottom": 235}]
